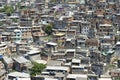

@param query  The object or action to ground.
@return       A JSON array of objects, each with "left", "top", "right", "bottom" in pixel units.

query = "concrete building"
[
  {"left": 80, "top": 21, "right": 91, "bottom": 35},
  {"left": 3, "top": 56, "right": 13, "bottom": 73},
  {"left": 114, "top": 42, "right": 120, "bottom": 57},
  {"left": 0, "top": 61, "right": 6, "bottom": 80},
  {"left": 7, "top": 71, "right": 30, "bottom": 80},
  {"left": 66, "top": 74, "right": 87, "bottom": 80},
  {"left": 0, "top": 42, "right": 8, "bottom": 55},
  {"left": 13, "top": 56, "right": 32, "bottom": 72},
  {"left": 14, "top": 29, "right": 22, "bottom": 43}
]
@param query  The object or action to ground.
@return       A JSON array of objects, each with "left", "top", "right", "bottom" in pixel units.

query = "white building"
[
  {"left": 67, "top": 74, "right": 87, "bottom": 80},
  {"left": 45, "top": 66, "right": 70, "bottom": 73},
  {"left": 7, "top": 72, "right": 30, "bottom": 80},
  {"left": 7, "top": 0, "right": 21, "bottom": 4},
  {"left": 81, "top": 21, "right": 91, "bottom": 35},
  {"left": 14, "top": 29, "right": 22, "bottom": 43}
]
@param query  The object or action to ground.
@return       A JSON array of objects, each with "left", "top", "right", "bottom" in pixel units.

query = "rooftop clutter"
[{"left": 0, "top": 0, "right": 120, "bottom": 80}]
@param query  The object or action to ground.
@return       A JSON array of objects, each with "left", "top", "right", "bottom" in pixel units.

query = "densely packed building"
[{"left": 0, "top": 0, "right": 120, "bottom": 80}]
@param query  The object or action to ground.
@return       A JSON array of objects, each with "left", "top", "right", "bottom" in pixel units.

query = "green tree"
[
  {"left": 30, "top": 62, "right": 46, "bottom": 76},
  {"left": 4, "top": 6, "right": 14, "bottom": 16},
  {"left": 44, "top": 24, "right": 53, "bottom": 35},
  {"left": 0, "top": 5, "right": 14, "bottom": 16}
]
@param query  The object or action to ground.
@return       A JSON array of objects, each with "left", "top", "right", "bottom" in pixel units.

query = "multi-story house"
[
  {"left": 45, "top": 66, "right": 70, "bottom": 73},
  {"left": 73, "top": 11, "right": 86, "bottom": 20},
  {"left": 13, "top": 29, "right": 22, "bottom": 43},
  {"left": 76, "top": 34, "right": 88, "bottom": 48},
  {"left": 32, "top": 25, "right": 46, "bottom": 42},
  {"left": 76, "top": 48, "right": 89, "bottom": 57},
  {"left": 71, "top": 58, "right": 90, "bottom": 74},
  {"left": 64, "top": 29, "right": 76, "bottom": 56},
  {"left": 87, "top": 74, "right": 98, "bottom": 80},
  {"left": 88, "top": 27, "right": 97, "bottom": 38},
  {"left": 67, "top": 74, "right": 87, "bottom": 80},
  {"left": 97, "top": 23, "right": 114, "bottom": 35},
  {"left": 60, "top": 15, "right": 73, "bottom": 23},
  {"left": 0, "top": 42, "right": 8, "bottom": 55},
  {"left": 94, "top": 9, "right": 105, "bottom": 18},
  {"left": 114, "top": 42, "right": 120, "bottom": 57},
  {"left": 7, "top": 71, "right": 30, "bottom": 80},
  {"left": 0, "top": 61, "right": 6, "bottom": 80},
  {"left": 80, "top": 20, "right": 91, "bottom": 35},
  {"left": 54, "top": 20, "right": 67, "bottom": 29},
  {"left": 71, "top": 58, "right": 82, "bottom": 74},
  {"left": 3, "top": 56, "right": 13, "bottom": 73},
  {"left": 6, "top": 24, "right": 18, "bottom": 33},
  {"left": 86, "top": 38, "right": 99, "bottom": 50},
  {"left": 66, "top": 29, "right": 76, "bottom": 39},
  {"left": 109, "top": 68, "right": 120, "bottom": 79},
  {"left": 100, "top": 35, "right": 115, "bottom": 45},
  {"left": 19, "top": 26, "right": 33, "bottom": 44},
  {"left": 13, "top": 56, "right": 32, "bottom": 72},
  {"left": 107, "top": 0, "right": 119, "bottom": 3},
  {"left": 70, "top": 20, "right": 81, "bottom": 32},
  {"left": 66, "top": 0, "right": 85, "bottom": 4},
  {"left": 1, "top": 32, "right": 11, "bottom": 42},
  {"left": 98, "top": 0, "right": 107, "bottom": 9},
  {"left": 115, "top": 13, "right": 120, "bottom": 30}
]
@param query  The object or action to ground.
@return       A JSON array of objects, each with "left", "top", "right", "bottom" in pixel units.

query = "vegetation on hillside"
[
  {"left": 44, "top": 24, "right": 53, "bottom": 35},
  {"left": 0, "top": 5, "right": 14, "bottom": 16},
  {"left": 30, "top": 62, "right": 46, "bottom": 76}
]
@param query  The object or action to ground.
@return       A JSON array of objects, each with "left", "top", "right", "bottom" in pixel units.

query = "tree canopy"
[
  {"left": 30, "top": 62, "right": 46, "bottom": 76},
  {"left": 44, "top": 24, "right": 53, "bottom": 35},
  {"left": 0, "top": 5, "right": 14, "bottom": 16}
]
